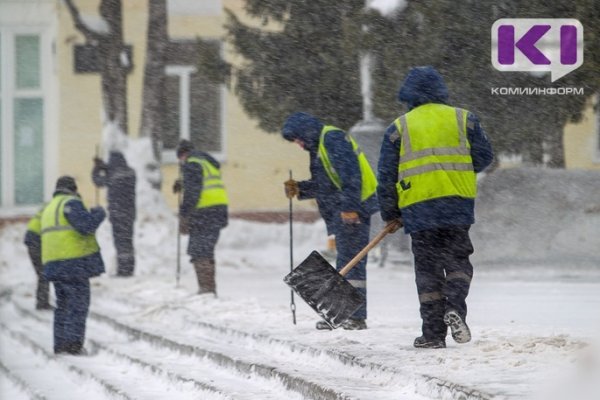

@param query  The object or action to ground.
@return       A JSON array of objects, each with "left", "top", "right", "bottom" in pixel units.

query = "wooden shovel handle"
[{"left": 339, "top": 223, "right": 397, "bottom": 276}]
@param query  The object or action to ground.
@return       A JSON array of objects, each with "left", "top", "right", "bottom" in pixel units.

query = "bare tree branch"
[{"left": 63, "top": 0, "right": 106, "bottom": 42}]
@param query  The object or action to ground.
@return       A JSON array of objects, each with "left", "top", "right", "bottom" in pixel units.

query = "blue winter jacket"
[
  {"left": 377, "top": 66, "right": 494, "bottom": 233},
  {"left": 180, "top": 150, "right": 228, "bottom": 229},
  {"left": 92, "top": 151, "right": 136, "bottom": 223},
  {"left": 282, "top": 112, "right": 379, "bottom": 234},
  {"left": 43, "top": 190, "right": 106, "bottom": 282}
]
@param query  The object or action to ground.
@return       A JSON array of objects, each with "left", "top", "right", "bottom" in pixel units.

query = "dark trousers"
[
  {"left": 334, "top": 217, "right": 371, "bottom": 320},
  {"left": 53, "top": 280, "right": 90, "bottom": 353},
  {"left": 27, "top": 246, "right": 50, "bottom": 308},
  {"left": 188, "top": 224, "right": 221, "bottom": 262},
  {"left": 410, "top": 225, "right": 474, "bottom": 340},
  {"left": 112, "top": 219, "right": 135, "bottom": 276}
]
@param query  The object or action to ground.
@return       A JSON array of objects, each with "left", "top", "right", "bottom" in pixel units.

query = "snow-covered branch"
[{"left": 63, "top": 0, "right": 107, "bottom": 43}]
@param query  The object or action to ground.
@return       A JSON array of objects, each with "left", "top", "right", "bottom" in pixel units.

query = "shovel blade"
[{"left": 284, "top": 251, "right": 365, "bottom": 328}]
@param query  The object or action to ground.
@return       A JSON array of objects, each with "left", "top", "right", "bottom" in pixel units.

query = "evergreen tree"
[
  {"left": 226, "top": 0, "right": 599, "bottom": 166},
  {"left": 225, "top": 0, "right": 366, "bottom": 132}
]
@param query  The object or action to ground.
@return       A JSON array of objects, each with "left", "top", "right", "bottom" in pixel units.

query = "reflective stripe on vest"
[
  {"left": 27, "top": 208, "right": 44, "bottom": 235},
  {"left": 187, "top": 157, "right": 229, "bottom": 209},
  {"left": 317, "top": 125, "right": 377, "bottom": 202},
  {"left": 40, "top": 195, "right": 100, "bottom": 264},
  {"left": 395, "top": 104, "right": 476, "bottom": 208}
]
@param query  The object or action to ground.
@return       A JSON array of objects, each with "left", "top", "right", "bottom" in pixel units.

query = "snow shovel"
[{"left": 284, "top": 222, "right": 398, "bottom": 328}]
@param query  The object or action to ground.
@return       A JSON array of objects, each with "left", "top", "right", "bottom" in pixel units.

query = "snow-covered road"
[
  {"left": 2, "top": 208, "right": 600, "bottom": 399},
  {"left": 2, "top": 264, "right": 599, "bottom": 399}
]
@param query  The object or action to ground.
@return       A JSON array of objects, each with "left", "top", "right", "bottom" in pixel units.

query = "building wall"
[
  {"left": 55, "top": 0, "right": 104, "bottom": 208},
  {"left": 3, "top": 1, "right": 599, "bottom": 219},
  {"left": 54, "top": 0, "right": 314, "bottom": 213},
  {"left": 563, "top": 95, "right": 600, "bottom": 170}
]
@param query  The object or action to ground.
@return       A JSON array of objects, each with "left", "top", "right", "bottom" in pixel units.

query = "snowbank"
[{"left": 472, "top": 167, "right": 600, "bottom": 269}]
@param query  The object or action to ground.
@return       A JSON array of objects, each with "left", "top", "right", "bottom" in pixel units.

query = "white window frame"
[
  {"left": 161, "top": 64, "right": 226, "bottom": 164},
  {"left": 0, "top": 18, "right": 57, "bottom": 214}
]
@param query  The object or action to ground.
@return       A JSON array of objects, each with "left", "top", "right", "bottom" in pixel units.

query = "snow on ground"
[{"left": 1, "top": 167, "right": 600, "bottom": 399}]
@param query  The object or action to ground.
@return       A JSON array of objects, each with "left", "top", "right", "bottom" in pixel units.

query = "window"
[
  {"left": 162, "top": 40, "right": 224, "bottom": 163},
  {"left": 0, "top": 31, "right": 45, "bottom": 207}
]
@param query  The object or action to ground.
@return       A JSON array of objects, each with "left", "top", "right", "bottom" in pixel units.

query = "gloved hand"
[
  {"left": 93, "top": 157, "right": 107, "bottom": 169},
  {"left": 340, "top": 211, "right": 360, "bottom": 225},
  {"left": 284, "top": 179, "right": 299, "bottom": 199},
  {"left": 90, "top": 206, "right": 106, "bottom": 221},
  {"left": 385, "top": 218, "right": 403, "bottom": 233},
  {"left": 179, "top": 215, "right": 189, "bottom": 235},
  {"left": 173, "top": 179, "right": 182, "bottom": 194}
]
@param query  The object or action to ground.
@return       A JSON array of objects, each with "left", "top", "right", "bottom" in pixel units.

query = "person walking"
[
  {"left": 377, "top": 66, "right": 494, "bottom": 348},
  {"left": 282, "top": 112, "right": 378, "bottom": 330},
  {"left": 173, "top": 140, "right": 229, "bottom": 296},
  {"left": 41, "top": 176, "right": 106, "bottom": 355},
  {"left": 92, "top": 150, "right": 136, "bottom": 276},
  {"left": 23, "top": 205, "right": 51, "bottom": 310}
]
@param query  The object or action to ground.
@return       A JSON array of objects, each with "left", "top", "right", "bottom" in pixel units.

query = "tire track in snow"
[
  {"left": 89, "top": 299, "right": 434, "bottom": 399},
  {"left": 94, "top": 291, "right": 493, "bottom": 400},
  {"left": 0, "top": 358, "right": 47, "bottom": 400},
  {"left": 4, "top": 302, "right": 225, "bottom": 400},
  {"left": 0, "top": 319, "right": 128, "bottom": 400},
  {"left": 179, "top": 315, "right": 496, "bottom": 400},
  {"left": 88, "top": 309, "right": 354, "bottom": 400},
  {"left": 9, "top": 299, "right": 312, "bottom": 400}
]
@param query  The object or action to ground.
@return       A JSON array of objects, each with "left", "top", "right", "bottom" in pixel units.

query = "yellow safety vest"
[
  {"left": 41, "top": 194, "right": 100, "bottom": 264},
  {"left": 317, "top": 125, "right": 377, "bottom": 202},
  {"left": 187, "top": 156, "right": 229, "bottom": 208},
  {"left": 395, "top": 103, "right": 476, "bottom": 208},
  {"left": 27, "top": 208, "right": 44, "bottom": 235}
]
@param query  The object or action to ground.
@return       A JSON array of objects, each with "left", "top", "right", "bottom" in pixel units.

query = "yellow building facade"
[
  {"left": 563, "top": 95, "right": 600, "bottom": 170},
  {"left": 1, "top": 0, "right": 598, "bottom": 217},
  {"left": 0, "top": 0, "right": 314, "bottom": 217}
]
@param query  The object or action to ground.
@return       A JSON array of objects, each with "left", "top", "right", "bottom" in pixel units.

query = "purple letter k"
[{"left": 498, "top": 25, "right": 551, "bottom": 65}]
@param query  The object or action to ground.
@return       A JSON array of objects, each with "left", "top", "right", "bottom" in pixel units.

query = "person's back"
[
  {"left": 91, "top": 150, "right": 136, "bottom": 276},
  {"left": 182, "top": 149, "right": 228, "bottom": 228},
  {"left": 176, "top": 140, "right": 229, "bottom": 295},
  {"left": 377, "top": 66, "right": 493, "bottom": 348},
  {"left": 378, "top": 66, "right": 494, "bottom": 233},
  {"left": 109, "top": 152, "right": 135, "bottom": 218},
  {"left": 41, "top": 176, "right": 106, "bottom": 355},
  {"left": 92, "top": 151, "right": 136, "bottom": 220}
]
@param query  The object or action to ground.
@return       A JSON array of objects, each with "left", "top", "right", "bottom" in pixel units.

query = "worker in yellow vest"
[
  {"left": 173, "top": 140, "right": 229, "bottom": 296},
  {"left": 41, "top": 176, "right": 106, "bottom": 355},
  {"left": 23, "top": 205, "right": 51, "bottom": 310},
  {"left": 377, "top": 66, "right": 493, "bottom": 349},
  {"left": 282, "top": 112, "right": 379, "bottom": 330}
]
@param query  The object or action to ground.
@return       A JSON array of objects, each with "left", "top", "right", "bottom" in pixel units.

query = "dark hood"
[
  {"left": 398, "top": 66, "right": 449, "bottom": 110},
  {"left": 281, "top": 112, "right": 324, "bottom": 152},
  {"left": 108, "top": 151, "right": 128, "bottom": 169}
]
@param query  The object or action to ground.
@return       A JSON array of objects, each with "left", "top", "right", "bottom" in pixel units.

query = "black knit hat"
[
  {"left": 176, "top": 139, "right": 194, "bottom": 158},
  {"left": 55, "top": 175, "right": 78, "bottom": 193}
]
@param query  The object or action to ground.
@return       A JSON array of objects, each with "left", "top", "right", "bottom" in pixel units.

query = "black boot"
[
  {"left": 341, "top": 318, "right": 367, "bottom": 330},
  {"left": 413, "top": 336, "right": 446, "bottom": 349},
  {"left": 444, "top": 309, "right": 471, "bottom": 344}
]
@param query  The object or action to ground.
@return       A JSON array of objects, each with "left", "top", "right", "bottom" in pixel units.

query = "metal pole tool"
[{"left": 289, "top": 170, "right": 297, "bottom": 325}]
